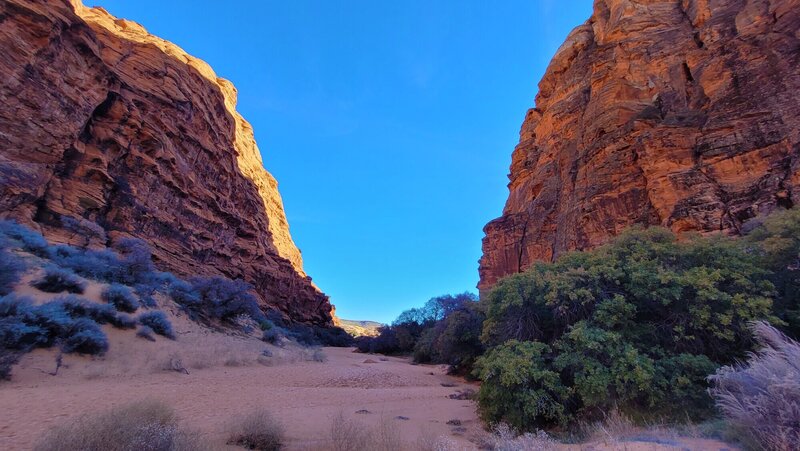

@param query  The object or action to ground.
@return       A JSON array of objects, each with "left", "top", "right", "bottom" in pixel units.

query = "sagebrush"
[
  {"left": 709, "top": 321, "right": 800, "bottom": 451},
  {"left": 34, "top": 399, "right": 208, "bottom": 451}
]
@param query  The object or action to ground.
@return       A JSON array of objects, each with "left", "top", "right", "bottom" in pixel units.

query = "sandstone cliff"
[
  {"left": 480, "top": 0, "right": 800, "bottom": 291},
  {"left": 0, "top": 0, "right": 332, "bottom": 324}
]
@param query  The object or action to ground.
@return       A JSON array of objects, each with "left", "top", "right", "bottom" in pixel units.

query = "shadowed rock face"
[
  {"left": 0, "top": 0, "right": 332, "bottom": 325},
  {"left": 480, "top": 0, "right": 800, "bottom": 291}
]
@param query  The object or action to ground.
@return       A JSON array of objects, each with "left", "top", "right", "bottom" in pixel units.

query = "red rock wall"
[
  {"left": 479, "top": 0, "right": 800, "bottom": 291},
  {"left": 0, "top": 0, "right": 332, "bottom": 325}
]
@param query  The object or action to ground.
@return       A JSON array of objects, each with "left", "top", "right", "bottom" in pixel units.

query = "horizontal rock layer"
[
  {"left": 0, "top": 0, "right": 332, "bottom": 325},
  {"left": 480, "top": 0, "right": 800, "bottom": 291}
]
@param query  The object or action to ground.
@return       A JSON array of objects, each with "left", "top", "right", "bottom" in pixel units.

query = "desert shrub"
[
  {"left": 34, "top": 399, "right": 207, "bottom": 451},
  {"left": 50, "top": 237, "right": 159, "bottom": 286},
  {"left": 474, "top": 340, "right": 569, "bottom": 428},
  {"left": 313, "top": 325, "right": 353, "bottom": 347},
  {"left": 138, "top": 311, "right": 175, "bottom": 340},
  {"left": 327, "top": 413, "right": 402, "bottom": 451},
  {"left": 278, "top": 323, "right": 351, "bottom": 347},
  {"left": 136, "top": 325, "right": 156, "bottom": 342},
  {"left": 226, "top": 408, "right": 284, "bottom": 450},
  {"left": 744, "top": 208, "right": 800, "bottom": 336},
  {"left": 49, "top": 246, "right": 120, "bottom": 280},
  {"left": 284, "top": 322, "right": 317, "bottom": 345},
  {"left": 355, "top": 292, "right": 481, "bottom": 373},
  {"left": 0, "top": 247, "right": 25, "bottom": 295},
  {"left": 0, "top": 295, "right": 49, "bottom": 349},
  {"left": 61, "top": 216, "right": 105, "bottom": 247},
  {"left": 329, "top": 412, "right": 371, "bottom": 451},
  {"left": 476, "top": 227, "right": 780, "bottom": 429},
  {"left": 1, "top": 296, "right": 110, "bottom": 356},
  {"left": 134, "top": 283, "right": 159, "bottom": 308},
  {"left": 0, "top": 296, "right": 110, "bottom": 356},
  {"left": 6, "top": 298, "right": 74, "bottom": 349},
  {"left": 114, "top": 237, "right": 156, "bottom": 283},
  {"left": 32, "top": 264, "right": 86, "bottom": 294},
  {"left": 0, "top": 220, "right": 51, "bottom": 257},
  {"left": 355, "top": 326, "right": 400, "bottom": 354},
  {"left": 61, "top": 318, "right": 108, "bottom": 355},
  {"left": 55, "top": 295, "right": 135, "bottom": 329},
  {"left": 304, "top": 347, "right": 327, "bottom": 362},
  {"left": 261, "top": 328, "right": 281, "bottom": 344},
  {"left": 169, "top": 279, "right": 201, "bottom": 308},
  {"left": 709, "top": 321, "right": 800, "bottom": 451},
  {"left": 483, "top": 423, "right": 556, "bottom": 451},
  {"left": 413, "top": 302, "right": 484, "bottom": 374},
  {"left": 101, "top": 283, "right": 138, "bottom": 313},
  {"left": 174, "top": 276, "right": 265, "bottom": 323},
  {"left": 0, "top": 351, "right": 20, "bottom": 381}
]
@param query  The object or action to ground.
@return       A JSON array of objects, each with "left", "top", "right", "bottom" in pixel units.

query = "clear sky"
[{"left": 93, "top": 0, "right": 594, "bottom": 323}]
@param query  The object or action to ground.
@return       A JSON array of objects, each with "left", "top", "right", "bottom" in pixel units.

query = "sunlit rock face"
[
  {"left": 0, "top": 0, "right": 333, "bottom": 325},
  {"left": 479, "top": 0, "right": 800, "bottom": 291}
]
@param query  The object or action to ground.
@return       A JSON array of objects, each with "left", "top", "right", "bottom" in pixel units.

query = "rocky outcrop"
[
  {"left": 0, "top": 0, "right": 332, "bottom": 324},
  {"left": 480, "top": 0, "right": 800, "bottom": 291}
]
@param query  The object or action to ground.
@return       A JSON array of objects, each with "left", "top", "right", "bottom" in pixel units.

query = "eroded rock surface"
[
  {"left": 0, "top": 0, "right": 332, "bottom": 324},
  {"left": 480, "top": 0, "right": 800, "bottom": 291}
]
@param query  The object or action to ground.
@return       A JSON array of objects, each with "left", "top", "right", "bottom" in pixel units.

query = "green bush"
[
  {"left": 412, "top": 302, "right": 484, "bottom": 374},
  {"left": 744, "top": 208, "right": 800, "bottom": 336},
  {"left": 355, "top": 292, "right": 479, "bottom": 365},
  {"left": 476, "top": 226, "right": 781, "bottom": 429},
  {"left": 473, "top": 340, "right": 569, "bottom": 427}
]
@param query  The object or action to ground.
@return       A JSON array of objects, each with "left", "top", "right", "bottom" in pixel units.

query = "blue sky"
[{"left": 93, "top": 1, "right": 593, "bottom": 323}]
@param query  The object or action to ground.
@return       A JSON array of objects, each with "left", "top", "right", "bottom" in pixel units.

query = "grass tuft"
[{"left": 226, "top": 408, "right": 285, "bottom": 450}]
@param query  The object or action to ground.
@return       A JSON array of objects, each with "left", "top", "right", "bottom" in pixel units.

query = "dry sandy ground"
[
  {"left": 1, "top": 345, "right": 481, "bottom": 450},
  {"left": 0, "top": 343, "right": 740, "bottom": 450},
  {"left": 0, "top": 276, "right": 738, "bottom": 450}
]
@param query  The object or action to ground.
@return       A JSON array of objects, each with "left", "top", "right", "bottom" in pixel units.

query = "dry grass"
[
  {"left": 709, "top": 321, "right": 800, "bottom": 451},
  {"left": 328, "top": 412, "right": 404, "bottom": 451},
  {"left": 301, "top": 347, "right": 327, "bottom": 363},
  {"left": 477, "top": 423, "right": 556, "bottom": 451},
  {"left": 415, "top": 429, "right": 460, "bottom": 451},
  {"left": 226, "top": 408, "right": 285, "bottom": 451},
  {"left": 34, "top": 399, "right": 208, "bottom": 451},
  {"left": 329, "top": 412, "right": 372, "bottom": 451}
]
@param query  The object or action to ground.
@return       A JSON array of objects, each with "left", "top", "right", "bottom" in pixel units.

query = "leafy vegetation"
[
  {"left": 355, "top": 293, "right": 483, "bottom": 373},
  {"left": 356, "top": 208, "right": 800, "bottom": 445},
  {"left": 743, "top": 208, "right": 800, "bottom": 336},
  {"left": 475, "top": 226, "right": 779, "bottom": 429}
]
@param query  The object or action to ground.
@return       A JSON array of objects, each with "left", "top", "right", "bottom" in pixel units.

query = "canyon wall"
[
  {"left": 480, "top": 0, "right": 800, "bottom": 291},
  {"left": 0, "top": 0, "right": 332, "bottom": 324}
]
